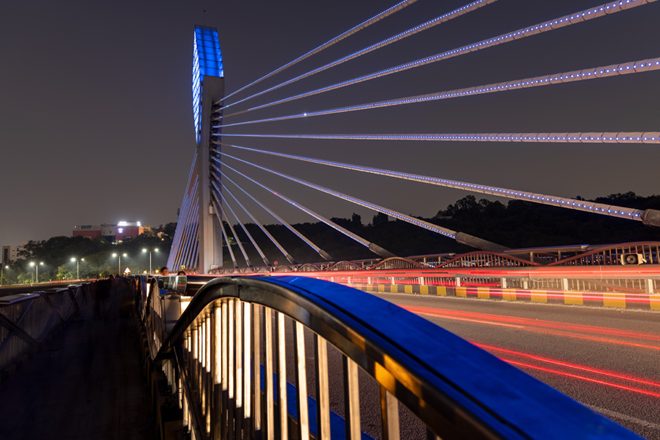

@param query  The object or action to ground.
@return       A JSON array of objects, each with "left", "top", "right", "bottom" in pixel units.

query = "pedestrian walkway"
[{"left": 0, "top": 281, "right": 151, "bottom": 440}]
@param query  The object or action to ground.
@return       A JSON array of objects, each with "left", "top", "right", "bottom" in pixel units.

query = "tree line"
[{"left": 2, "top": 192, "right": 658, "bottom": 283}]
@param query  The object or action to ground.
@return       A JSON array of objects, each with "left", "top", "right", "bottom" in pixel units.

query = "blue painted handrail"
[{"left": 157, "top": 275, "right": 638, "bottom": 439}]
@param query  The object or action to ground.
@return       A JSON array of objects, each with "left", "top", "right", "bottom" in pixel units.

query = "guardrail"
[
  {"left": 200, "top": 265, "right": 660, "bottom": 311},
  {"left": 211, "top": 264, "right": 659, "bottom": 297},
  {"left": 0, "top": 281, "right": 103, "bottom": 376},
  {"left": 139, "top": 275, "right": 636, "bottom": 439}
]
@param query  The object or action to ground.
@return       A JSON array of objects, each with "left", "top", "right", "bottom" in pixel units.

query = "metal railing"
[
  {"left": 142, "top": 276, "right": 635, "bottom": 439},
  {"left": 206, "top": 242, "right": 660, "bottom": 275},
  {"left": 0, "top": 282, "right": 99, "bottom": 375},
  {"left": 208, "top": 263, "right": 660, "bottom": 299}
]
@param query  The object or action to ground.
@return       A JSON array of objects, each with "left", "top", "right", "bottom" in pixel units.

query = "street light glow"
[
  {"left": 71, "top": 257, "right": 83, "bottom": 279},
  {"left": 141, "top": 248, "right": 159, "bottom": 273}
]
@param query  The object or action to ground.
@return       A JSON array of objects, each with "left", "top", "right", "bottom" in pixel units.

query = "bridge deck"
[{"left": 0, "top": 282, "right": 150, "bottom": 440}]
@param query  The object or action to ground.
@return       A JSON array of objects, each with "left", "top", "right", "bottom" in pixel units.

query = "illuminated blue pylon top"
[{"left": 193, "top": 25, "right": 223, "bottom": 143}]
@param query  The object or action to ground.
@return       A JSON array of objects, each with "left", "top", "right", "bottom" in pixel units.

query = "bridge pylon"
[
  {"left": 194, "top": 26, "right": 225, "bottom": 274},
  {"left": 167, "top": 26, "right": 225, "bottom": 274},
  {"left": 197, "top": 76, "right": 224, "bottom": 273}
]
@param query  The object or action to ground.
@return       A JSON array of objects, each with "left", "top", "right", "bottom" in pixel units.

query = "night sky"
[{"left": 1, "top": 0, "right": 659, "bottom": 246}]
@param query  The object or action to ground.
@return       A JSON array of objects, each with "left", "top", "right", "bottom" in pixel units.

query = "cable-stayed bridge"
[
  {"left": 1, "top": 2, "right": 660, "bottom": 439},
  {"left": 168, "top": 1, "right": 660, "bottom": 275}
]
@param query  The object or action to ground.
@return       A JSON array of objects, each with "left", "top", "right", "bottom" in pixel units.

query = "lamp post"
[
  {"left": 29, "top": 261, "right": 44, "bottom": 283},
  {"left": 70, "top": 257, "right": 85, "bottom": 279},
  {"left": 0, "top": 265, "right": 8, "bottom": 285},
  {"left": 142, "top": 248, "right": 159, "bottom": 274},
  {"left": 112, "top": 253, "right": 128, "bottom": 275}
]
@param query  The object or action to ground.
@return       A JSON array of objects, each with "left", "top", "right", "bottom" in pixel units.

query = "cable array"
[
  {"left": 220, "top": 0, "right": 656, "bottom": 119},
  {"left": 217, "top": 169, "right": 332, "bottom": 260},
  {"left": 211, "top": 186, "right": 252, "bottom": 267},
  {"left": 218, "top": 56, "right": 660, "bottom": 128},
  {"left": 215, "top": 157, "right": 396, "bottom": 258},
  {"left": 212, "top": 201, "right": 238, "bottom": 268},
  {"left": 170, "top": 0, "right": 660, "bottom": 272},
  {"left": 222, "top": 0, "right": 496, "bottom": 113},
  {"left": 168, "top": 154, "right": 201, "bottom": 271},
  {"left": 217, "top": 171, "right": 296, "bottom": 263},
  {"left": 212, "top": 179, "right": 270, "bottom": 265},
  {"left": 220, "top": 143, "right": 647, "bottom": 222},
  {"left": 222, "top": 132, "right": 660, "bottom": 144},
  {"left": 222, "top": 0, "right": 418, "bottom": 102},
  {"left": 220, "top": 152, "right": 507, "bottom": 253}
]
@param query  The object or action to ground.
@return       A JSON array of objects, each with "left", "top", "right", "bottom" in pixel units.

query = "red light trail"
[
  {"left": 501, "top": 359, "right": 660, "bottom": 399},
  {"left": 401, "top": 303, "right": 660, "bottom": 399},
  {"left": 405, "top": 305, "right": 660, "bottom": 351},
  {"left": 475, "top": 343, "right": 660, "bottom": 390}
]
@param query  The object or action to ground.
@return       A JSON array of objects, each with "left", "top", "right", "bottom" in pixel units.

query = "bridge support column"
[
  {"left": 198, "top": 77, "right": 225, "bottom": 273},
  {"left": 646, "top": 279, "right": 655, "bottom": 294},
  {"left": 501, "top": 278, "right": 507, "bottom": 289}
]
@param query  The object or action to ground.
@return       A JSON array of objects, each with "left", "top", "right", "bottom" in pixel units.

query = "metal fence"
[
  {"left": 0, "top": 283, "right": 97, "bottom": 374},
  {"left": 139, "top": 275, "right": 635, "bottom": 439}
]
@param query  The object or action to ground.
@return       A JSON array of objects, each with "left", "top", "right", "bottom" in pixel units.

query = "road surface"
[{"left": 376, "top": 292, "right": 660, "bottom": 439}]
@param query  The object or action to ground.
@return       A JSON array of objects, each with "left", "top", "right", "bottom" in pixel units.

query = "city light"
[
  {"left": 70, "top": 257, "right": 84, "bottom": 279},
  {"left": 112, "top": 253, "right": 128, "bottom": 275},
  {"left": 0, "top": 264, "right": 8, "bottom": 285},
  {"left": 142, "top": 248, "right": 160, "bottom": 273},
  {"left": 28, "top": 261, "right": 44, "bottom": 283}
]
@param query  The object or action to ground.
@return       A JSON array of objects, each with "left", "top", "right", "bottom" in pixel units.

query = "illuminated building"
[{"left": 72, "top": 221, "right": 151, "bottom": 242}]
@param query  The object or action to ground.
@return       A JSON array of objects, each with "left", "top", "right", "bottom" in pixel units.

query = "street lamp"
[
  {"left": 142, "top": 247, "right": 159, "bottom": 274},
  {"left": 70, "top": 257, "right": 85, "bottom": 279},
  {"left": 112, "top": 253, "right": 128, "bottom": 275},
  {"left": 0, "top": 265, "right": 8, "bottom": 285},
  {"left": 29, "top": 261, "right": 44, "bottom": 283}
]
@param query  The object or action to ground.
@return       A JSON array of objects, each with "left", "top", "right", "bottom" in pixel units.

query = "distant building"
[
  {"left": 73, "top": 221, "right": 151, "bottom": 243},
  {"left": 1, "top": 245, "right": 23, "bottom": 264}
]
